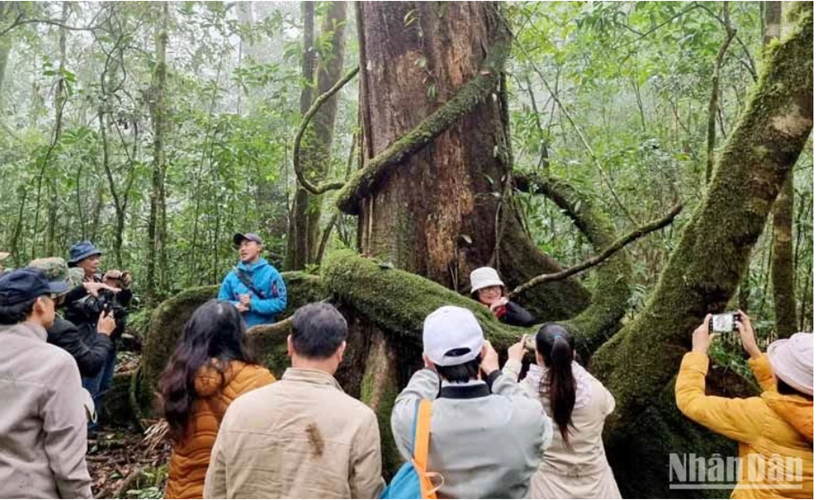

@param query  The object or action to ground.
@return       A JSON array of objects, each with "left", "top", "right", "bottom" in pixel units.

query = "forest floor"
[
  {"left": 88, "top": 347, "right": 170, "bottom": 499},
  {"left": 88, "top": 427, "right": 169, "bottom": 499}
]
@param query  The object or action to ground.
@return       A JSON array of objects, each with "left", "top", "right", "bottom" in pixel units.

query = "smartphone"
[{"left": 710, "top": 312, "right": 740, "bottom": 334}]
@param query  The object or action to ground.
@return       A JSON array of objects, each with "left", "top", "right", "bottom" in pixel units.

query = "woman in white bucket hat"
[
  {"left": 676, "top": 311, "right": 813, "bottom": 499},
  {"left": 470, "top": 267, "right": 536, "bottom": 327}
]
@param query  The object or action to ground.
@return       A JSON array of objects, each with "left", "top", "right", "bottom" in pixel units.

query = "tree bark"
[
  {"left": 146, "top": 2, "right": 169, "bottom": 307},
  {"left": 766, "top": 2, "right": 798, "bottom": 338},
  {"left": 287, "top": 2, "right": 347, "bottom": 270},
  {"left": 285, "top": 2, "right": 316, "bottom": 271},
  {"left": 355, "top": 1, "right": 588, "bottom": 318}
]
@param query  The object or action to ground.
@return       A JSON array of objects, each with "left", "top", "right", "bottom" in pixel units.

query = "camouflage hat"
[
  {"left": 67, "top": 268, "right": 85, "bottom": 288},
  {"left": 28, "top": 257, "right": 81, "bottom": 289}
]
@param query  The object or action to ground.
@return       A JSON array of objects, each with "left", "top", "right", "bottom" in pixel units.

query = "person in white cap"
[
  {"left": 470, "top": 267, "right": 535, "bottom": 327},
  {"left": 390, "top": 306, "right": 552, "bottom": 499},
  {"left": 676, "top": 311, "right": 813, "bottom": 499}
]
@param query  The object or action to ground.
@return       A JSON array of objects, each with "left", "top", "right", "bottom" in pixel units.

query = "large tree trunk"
[
  {"left": 355, "top": 1, "right": 588, "bottom": 317},
  {"left": 146, "top": 2, "right": 169, "bottom": 307},
  {"left": 591, "top": 4, "right": 812, "bottom": 496},
  {"left": 287, "top": 2, "right": 347, "bottom": 270}
]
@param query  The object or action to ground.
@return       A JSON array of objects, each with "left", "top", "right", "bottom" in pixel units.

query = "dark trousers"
[{"left": 82, "top": 346, "right": 117, "bottom": 432}]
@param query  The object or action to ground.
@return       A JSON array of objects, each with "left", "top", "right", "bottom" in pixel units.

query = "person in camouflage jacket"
[{"left": 28, "top": 258, "right": 116, "bottom": 379}]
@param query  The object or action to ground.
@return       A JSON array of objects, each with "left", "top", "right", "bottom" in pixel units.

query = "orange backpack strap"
[
  {"left": 413, "top": 399, "right": 437, "bottom": 498},
  {"left": 413, "top": 399, "right": 432, "bottom": 469}
]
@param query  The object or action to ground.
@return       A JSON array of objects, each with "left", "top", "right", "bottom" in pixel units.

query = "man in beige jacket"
[
  {"left": 204, "top": 302, "right": 385, "bottom": 499},
  {"left": 0, "top": 268, "right": 93, "bottom": 499}
]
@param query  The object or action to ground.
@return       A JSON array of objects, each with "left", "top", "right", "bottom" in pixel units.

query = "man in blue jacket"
[{"left": 218, "top": 232, "right": 287, "bottom": 327}]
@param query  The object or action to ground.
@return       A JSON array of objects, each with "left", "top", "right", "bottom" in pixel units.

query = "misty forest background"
[{"left": 0, "top": 1, "right": 813, "bottom": 498}]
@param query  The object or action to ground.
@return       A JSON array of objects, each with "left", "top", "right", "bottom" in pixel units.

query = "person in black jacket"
[
  {"left": 28, "top": 258, "right": 116, "bottom": 379},
  {"left": 470, "top": 267, "right": 536, "bottom": 327},
  {"left": 65, "top": 241, "right": 133, "bottom": 432}
]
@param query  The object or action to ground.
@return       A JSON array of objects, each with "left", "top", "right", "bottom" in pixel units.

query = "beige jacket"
[
  {"left": 0, "top": 322, "right": 92, "bottom": 499},
  {"left": 204, "top": 367, "right": 385, "bottom": 499},
  {"left": 505, "top": 359, "right": 621, "bottom": 499}
]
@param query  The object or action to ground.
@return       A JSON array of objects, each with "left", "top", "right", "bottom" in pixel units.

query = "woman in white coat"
[{"left": 504, "top": 323, "right": 621, "bottom": 499}]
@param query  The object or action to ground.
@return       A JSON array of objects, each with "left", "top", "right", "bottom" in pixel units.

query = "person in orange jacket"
[
  {"left": 676, "top": 311, "right": 813, "bottom": 499},
  {"left": 160, "top": 300, "right": 275, "bottom": 499}
]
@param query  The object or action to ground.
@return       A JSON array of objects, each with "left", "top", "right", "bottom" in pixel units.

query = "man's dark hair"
[
  {"left": 435, "top": 354, "right": 483, "bottom": 383},
  {"left": 0, "top": 298, "right": 37, "bottom": 325},
  {"left": 290, "top": 303, "right": 347, "bottom": 359}
]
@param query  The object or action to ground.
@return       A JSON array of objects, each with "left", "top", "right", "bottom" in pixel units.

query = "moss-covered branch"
[
  {"left": 322, "top": 250, "right": 532, "bottom": 349},
  {"left": 511, "top": 177, "right": 680, "bottom": 300},
  {"left": 514, "top": 174, "right": 637, "bottom": 356},
  {"left": 293, "top": 67, "right": 359, "bottom": 195},
  {"left": 592, "top": 3, "right": 813, "bottom": 430},
  {"left": 335, "top": 37, "right": 511, "bottom": 215}
]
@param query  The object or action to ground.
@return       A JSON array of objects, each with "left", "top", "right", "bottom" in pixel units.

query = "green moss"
[
  {"left": 520, "top": 175, "right": 634, "bottom": 357},
  {"left": 592, "top": 4, "right": 812, "bottom": 429},
  {"left": 359, "top": 336, "right": 402, "bottom": 479},
  {"left": 321, "top": 250, "right": 534, "bottom": 350},
  {"left": 139, "top": 272, "right": 326, "bottom": 416},
  {"left": 606, "top": 377, "right": 736, "bottom": 498}
]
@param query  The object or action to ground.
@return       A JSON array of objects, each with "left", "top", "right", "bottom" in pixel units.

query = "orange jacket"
[
  {"left": 165, "top": 360, "right": 275, "bottom": 499},
  {"left": 676, "top": 352, "right": 813, "bottom": 499}
]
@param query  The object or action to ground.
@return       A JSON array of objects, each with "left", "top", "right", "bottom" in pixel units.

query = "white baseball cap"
[
  {"left": 470, "top": 267, "right": 504, "bottom": 293},
  {"left": 423, "top": 306, "right": 485, "bottom": 367}
]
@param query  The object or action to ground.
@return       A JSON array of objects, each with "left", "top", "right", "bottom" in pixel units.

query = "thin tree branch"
[
  {"left": 705, "top": 2, "right": 736, "bottom": 184},
  {"left": 293, "top": 66, "right": 359, "bottom": 195},
  {"left": 508, "top": 202, "right": 684, "bottom": 299},
  {"left": 510, "top": 19, "right": 639, "bottom": 226}
]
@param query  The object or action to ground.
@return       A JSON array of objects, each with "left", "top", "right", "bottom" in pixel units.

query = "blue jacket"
[{"left": 217, "top": 258, "right": 287, "bottom": 327}]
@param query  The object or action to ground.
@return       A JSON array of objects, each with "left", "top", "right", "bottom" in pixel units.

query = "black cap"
[
  {"left": 0, "top": 268, "right": 70, "bottom": 306},
  {"left": 233, "top": 232, "right": 263, "bottom": 247}
]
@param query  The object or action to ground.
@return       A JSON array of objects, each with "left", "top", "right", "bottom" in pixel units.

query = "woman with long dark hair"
[
  {"left": 504, "top": 323, "right": 620, "bottom": 498},
  {"left": 160, "top": 300, "right": 275, "bottom": 499}
]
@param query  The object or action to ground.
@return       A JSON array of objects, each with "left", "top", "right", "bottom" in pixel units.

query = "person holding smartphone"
[{"left": 675, "top": 311, "right": 813, "bottom": 498}]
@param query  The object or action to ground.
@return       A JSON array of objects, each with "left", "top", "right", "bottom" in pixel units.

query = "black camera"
[{"left": 70, "top": 289, "right": 127, "bottom": 324}]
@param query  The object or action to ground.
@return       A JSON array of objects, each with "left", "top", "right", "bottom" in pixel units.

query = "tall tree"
[
  {"left": 351, "top": 2, "right": 588, "bottom": 318},
  {"left": 285, "top": 2, "right": 316, "bottom": 271},
  {"left": 286, "top": 1, "right": 347, "bottom": 270},
  {"left": 769, "top": 1, "right": 798, "bottom": 338},
  {"left": 146, "top": 2, "right": 169, "bottom": 306}
]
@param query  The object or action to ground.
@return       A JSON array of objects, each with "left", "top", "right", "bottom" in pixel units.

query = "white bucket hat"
[
  {"left": 470, "top": 267, "right": 504, "bottom": 293},
  {"left": 767, "top": 332, "right": 813, "bottom": 396},
  {"left": 423, "top": 306, "right": 485, "bottom": 367}
]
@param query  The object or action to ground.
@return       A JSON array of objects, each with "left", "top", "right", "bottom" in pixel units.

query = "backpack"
[{"left": 381, "top": 399, "right": 440, "bottom": 499}]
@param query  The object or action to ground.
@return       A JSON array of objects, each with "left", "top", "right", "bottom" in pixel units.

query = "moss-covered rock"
[
  {"left": 101, "top": 370, "right": 137, "bottom": 428},
  {"left": 139, "top": 272, "right": 325, "bottom": 415}
]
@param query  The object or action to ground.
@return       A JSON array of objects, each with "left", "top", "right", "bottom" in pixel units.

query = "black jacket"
[
  {"left": 47, "top": 316, "right": 114, "bottom": 378},
  {"left": 497, "top": 301, "right": 536, "bottom": 328},
  {"left": 64, "top": 282, "right": 132, "bottom": 341}
]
